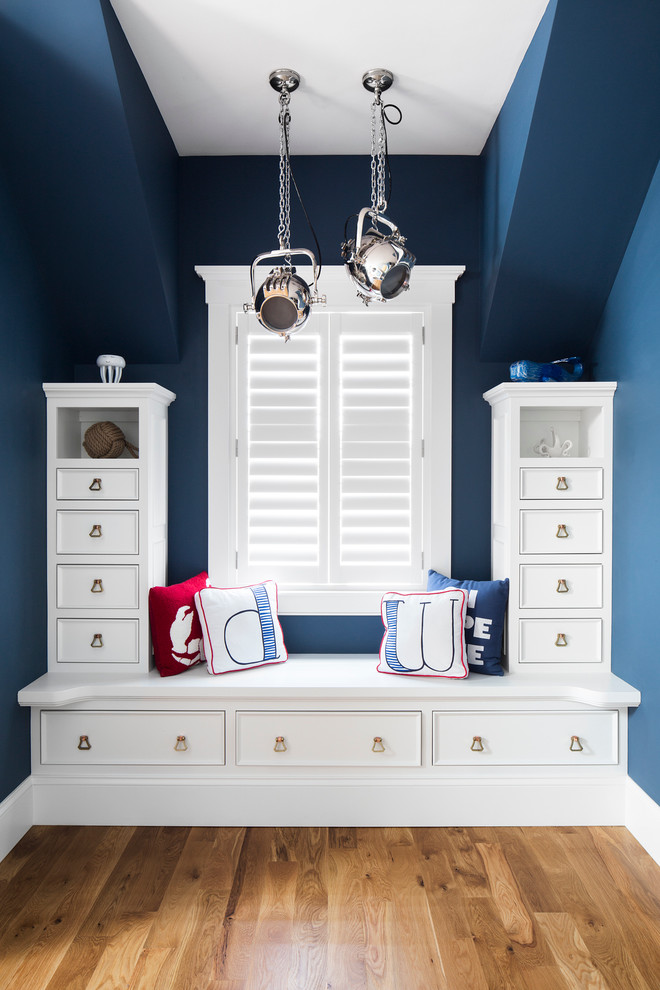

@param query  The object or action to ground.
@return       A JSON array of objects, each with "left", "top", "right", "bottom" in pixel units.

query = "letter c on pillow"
[
  {"left": 224, "top": 608, "right": 266, "bottom": 664},
  {"left": 223, "top": 583, "right": 280, "bottom": 664}
]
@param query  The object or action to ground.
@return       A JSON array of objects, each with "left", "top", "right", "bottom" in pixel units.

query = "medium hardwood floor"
[{"left": 1, "top": 825, "right": 660, "bottom": 989}]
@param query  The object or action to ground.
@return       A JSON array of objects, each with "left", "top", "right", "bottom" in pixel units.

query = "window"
[
  {"left": 236, "top": 311, "right": 423, "bottom": 586},
  {"left": 199, "top": 265, "right": 464, "bottom": 613}
]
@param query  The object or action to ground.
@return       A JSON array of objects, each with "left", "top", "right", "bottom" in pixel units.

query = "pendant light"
[
  {"left": 244, "top": 69, "right": 324, "bottom": 340},
  {"left": 342, "top": 69, "right": 415, "bottom": 304}
]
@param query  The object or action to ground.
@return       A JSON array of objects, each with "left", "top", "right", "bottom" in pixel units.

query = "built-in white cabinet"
[
  {"left": 43, "top": 384, "right": 175, "bottom": 672},
  {"left": 484, "top": 383, "right": 616, "bottom": 673},
  {"left": 18, "top": 658, "right": 641, "bottom": 826},
  {"left": 15, "top": 381, "right": 642, "bottom": 828}
]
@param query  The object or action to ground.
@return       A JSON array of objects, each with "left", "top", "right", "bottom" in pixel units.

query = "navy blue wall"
[
  {"left": 0, "top": 0, "right": 179, "bottom": 364},
  {"left": 0, "top": 167, "right": 70, "bottom": 802},
  {"left": 482, "top": 0, "right": 556, "bottom": 329},
  {"left": 100, "top": 0, "right": 179, "bottom": 341},
  {"left": 482, "top": 0, "right": 660, "bottom": 362},
  {"left": 590, "top": 160, "right": 660, "bottom": 805},
  {"left": 78, "top": 155, "right": 508, "bottom": 651}
]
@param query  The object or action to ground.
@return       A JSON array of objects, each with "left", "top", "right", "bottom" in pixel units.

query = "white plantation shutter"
[
  {"left": 236, "top": 316, "right": 326, "bottom": 584},
  {"left": 329, "top": 315, "right": 423, "bottom": 584},
  {"left": 235, "top": 311, "right": 424, "bottom": 590}
]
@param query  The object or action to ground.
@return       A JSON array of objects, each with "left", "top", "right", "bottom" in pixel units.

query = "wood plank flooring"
[{"left": 1, "top": 825, "right": 660, "bottom": 989}]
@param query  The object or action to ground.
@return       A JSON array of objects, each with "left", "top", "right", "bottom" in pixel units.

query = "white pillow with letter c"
[{"left": 194, "top": 580, "right": 287, "bottom": 675}]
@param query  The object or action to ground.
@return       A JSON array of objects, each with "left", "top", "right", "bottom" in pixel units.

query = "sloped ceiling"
[{"left": 108, "top": 0, "right": 550, "bottom": 156}]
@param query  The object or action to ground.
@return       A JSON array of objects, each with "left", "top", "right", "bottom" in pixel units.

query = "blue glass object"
[{"left": 510, "top": 357, "right": 583, "bottom": 382}]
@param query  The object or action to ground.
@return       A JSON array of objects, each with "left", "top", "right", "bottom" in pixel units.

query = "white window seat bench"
[{"left": 18, "top": 656, "right": 640, "bottom": 828}]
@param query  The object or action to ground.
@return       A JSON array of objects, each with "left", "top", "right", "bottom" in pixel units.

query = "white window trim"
[{"left": 197, "top": 264, "right": 465, "bottom": 614}]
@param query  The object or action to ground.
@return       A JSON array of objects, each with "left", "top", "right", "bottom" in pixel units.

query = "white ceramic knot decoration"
[
  {"left": 96, "top": 354, "right": 126, "bottom": 384},
  {"left": 534, "top": 427, "right": 572, "bottom": 458}
]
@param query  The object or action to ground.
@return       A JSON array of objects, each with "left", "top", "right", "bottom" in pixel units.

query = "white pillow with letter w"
[{"left": 377, "top": 588, "right": 469, "bottom": 678}]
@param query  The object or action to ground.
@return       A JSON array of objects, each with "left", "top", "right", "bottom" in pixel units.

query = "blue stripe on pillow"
[
  {"left": 384, "top": 599, "right": 410, "bottom": 671},
  {"left": 251, "top": 583, "right": 278, "bottom": 660}
]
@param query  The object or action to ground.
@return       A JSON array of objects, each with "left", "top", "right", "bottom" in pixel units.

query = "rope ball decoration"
[{"left": 83, "top": 421, "right": 139, "bottom": 459}]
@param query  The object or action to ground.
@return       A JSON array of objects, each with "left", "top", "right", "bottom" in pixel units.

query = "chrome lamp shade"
[
  {"left": 245, "top": 248, "right": 324, "bottom": 338},
  {"left": 342, "top": 207, "right": 415, "bottom": 304}
]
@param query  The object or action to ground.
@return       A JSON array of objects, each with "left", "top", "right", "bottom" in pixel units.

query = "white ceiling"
[{"left": 109, "top": 0, "right": 549, "bottom": 157}]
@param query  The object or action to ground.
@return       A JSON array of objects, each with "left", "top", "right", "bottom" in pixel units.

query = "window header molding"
[{"left": 197, "top": 265, "right": 466, "bottom": 308}]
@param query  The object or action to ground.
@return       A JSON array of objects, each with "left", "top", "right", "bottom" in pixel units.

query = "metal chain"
[
  {"left": 370, "top": 89, "right": 387, "bottom": 219},
  {"left": 277, "top": 90, "right": 291, "bottom": 257},
  {"left": 370, "top": 96, "right": 378, "bottom": 217},
  {"left": 377, "top": 100, "right": 386, "bottom": 214}
]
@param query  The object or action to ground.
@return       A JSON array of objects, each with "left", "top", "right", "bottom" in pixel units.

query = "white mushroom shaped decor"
[{"left": 96, "top": 354, "right": 126, "bottom": 383}]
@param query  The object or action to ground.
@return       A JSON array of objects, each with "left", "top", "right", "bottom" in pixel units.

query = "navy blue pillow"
[{"left": 427, "top": 570, "right": 509, "bottom": 675}]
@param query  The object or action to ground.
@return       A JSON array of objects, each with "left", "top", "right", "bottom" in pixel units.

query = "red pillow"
[{"left": 149, "top": 572, "right": 210, "bottom": 676}]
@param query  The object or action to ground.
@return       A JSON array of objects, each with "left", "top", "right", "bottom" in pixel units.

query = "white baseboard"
[
  {"left": 0, "top": 777, "right": 34, "bottom": 861},
  {"left": 31, "top": 775, "right": 626, "bottom": 828},
  {"left": 7, "top": 776, "right": 659, "bottom": 864},
  {"left": 626, "top": 777, "right": 660, "bottom": 866}
]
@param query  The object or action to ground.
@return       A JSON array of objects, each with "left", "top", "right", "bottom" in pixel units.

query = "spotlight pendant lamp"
[
  {"left": 244, "top": 69, "right": 325, "bottom": 340},
  {"left": 342, "top": 69, "right": 415, "bottom": 304}
]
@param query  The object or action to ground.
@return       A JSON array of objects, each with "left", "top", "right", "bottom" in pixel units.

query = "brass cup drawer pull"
[
  {"left": 556, "top": 476, "right": 568, "bottom": 490},
  {"left": 471, "top": 736, "right": 484, "bottom": 752},
  {"left": 372, "top": 736, "right": 385, "bottom": 752},
  {"left": 556, "top": 524, "right": 569, "bottom": 538},
  {"left": 274, "top": 736, "right": 287, "bottom": 752},
  {"left": 89, "top": 478, "right": 102, "bottom": 491},
  {"left": 570, "top": 735, "right": 584, "bottom": 752},
  {"left": 90, "top": 633, "right": 104, "bottom": 648},
  {"left": 557, "top": 578, "right": 569, "bottom": 593},
  {"left": 174, "top": 735, "right": 188, "bottom": 752},
  {"left": 555, "top": 633, "right": 568, "bottom": 647},
  {"left": 91, "top": 579, "right": 104, "bottom": 593},
  {"left": 89, "top": 524, "right": 102, "bottom": 538},
  {"left": 77, "top": 735, "right": 91, "bottom": 751}
]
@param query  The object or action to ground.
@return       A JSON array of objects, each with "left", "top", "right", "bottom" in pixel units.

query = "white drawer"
[
  {"left": 57, "top": 619, "right": 139, "bottom": 663},
  {"left": 57, "top": 565, "right": 139, "bottom": 608},
  {"left": 41, "top": 711, "right": 225, "bottom": 766},
  {"left": 520, "top": 468, "right": 603, "bottom": 500},
  {"left": 236, "top": 711, "right": 422, "bottom": 767},
  {"left": 520, "top": 564, "right": 603, "bottom": 608},
  {"left": 56, "top": 511, "right": 138, "bottom": 554},
  {"left": 519, "top": 619, "right": 603, "bottom": 664},
  {"left": 520, "top": 509, "right": 603, "bottom": 554},
  {"left": 432, "top": 710, "right": 617, "bottom": 765},
  {"left": 56, "top": 469, "right": 138, "bottom": 500}
]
